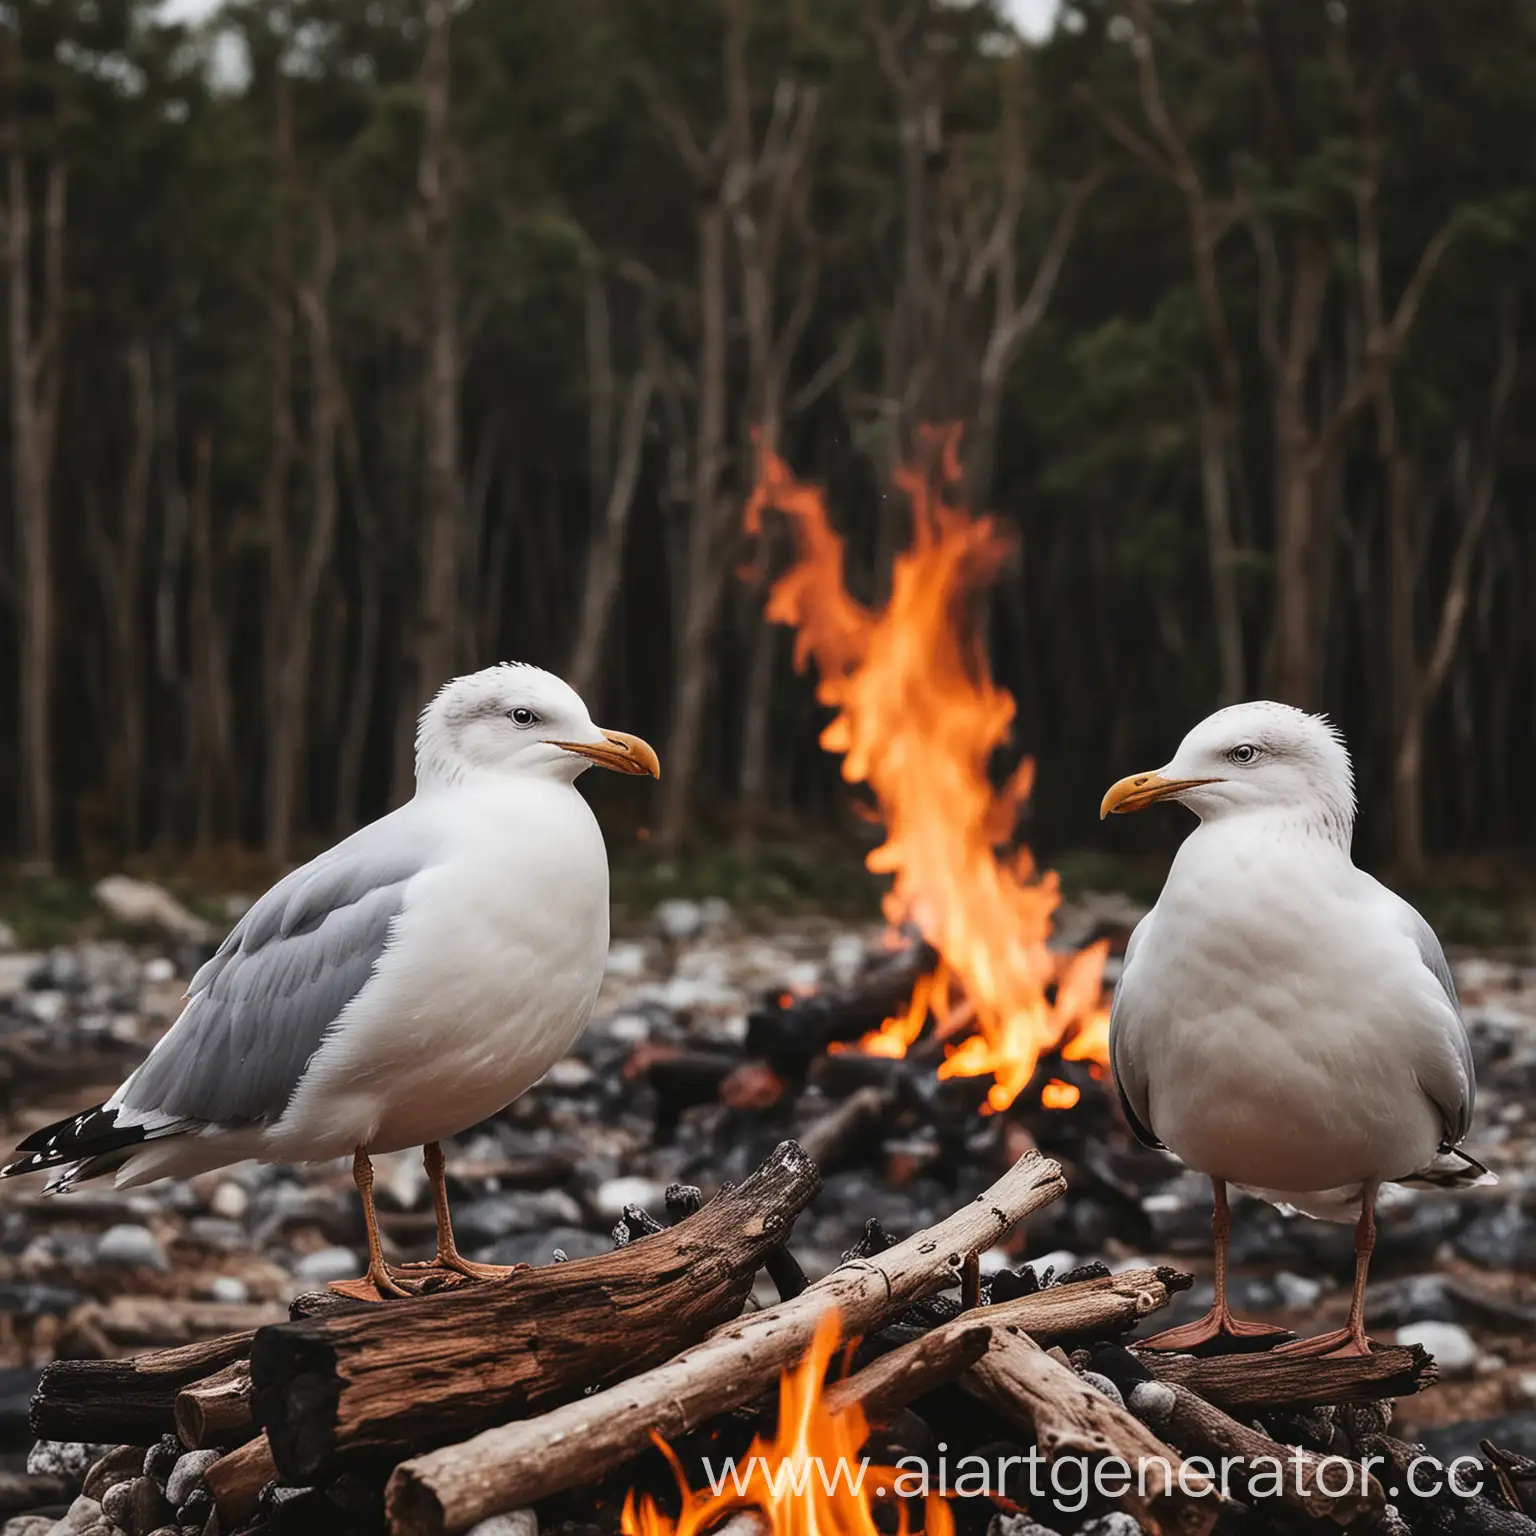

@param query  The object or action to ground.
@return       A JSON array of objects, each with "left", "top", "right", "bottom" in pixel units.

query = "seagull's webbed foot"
[
  {"left": 433, "top": 1252, "right": 530, "bottom": 1283},
  {"left": 1273, "top": 1326, "right": 1377, "bottom": 1359},
  {"left": 1140, "top": 1306, "right": 1293, "bottom": 1353},
  {"left": 328, "top": 1258, "right": 412, "bottom": 1302}
]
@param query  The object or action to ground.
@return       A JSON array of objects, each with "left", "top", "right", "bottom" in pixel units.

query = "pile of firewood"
[{"left": 19, "top": 1144, "right": 1536, "bottom": 1536}]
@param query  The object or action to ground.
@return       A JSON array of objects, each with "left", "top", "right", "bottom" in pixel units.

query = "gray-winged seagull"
[
  {"left": 1100, "top": 701, "right": 1491, "bottom": 1356},
  {"left": 3, "top": 663, "right": 659, "bottom": 1298}
]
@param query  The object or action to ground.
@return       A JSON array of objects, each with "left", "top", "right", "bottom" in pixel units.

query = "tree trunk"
[
  {"left": 415, "top": 0, "right": 461, "bottom": 705},
  {"left": 6, "top": 149, "right": 66, "bottom": 869},
  {"left": 658, "top": 199, "right": 729, "bottom": 850},
  {"left": 261, "top": 74, "right": 299, "bottom": 862},
  {"left": 1196, "top": 386, "right": 1245, "bottom": 704}
]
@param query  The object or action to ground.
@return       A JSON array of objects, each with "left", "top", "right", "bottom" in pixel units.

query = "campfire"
[{"left": 744, "top": 427, "right": 1110, "bottom": 1114}]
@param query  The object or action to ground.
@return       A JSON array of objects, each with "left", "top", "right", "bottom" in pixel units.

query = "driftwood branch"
[
  {"left": 1159, "top": 1381, "right": 1388, "bottom": 1527},
  {"left": 204, "top": 1431, "right": 277, "bottom": 1527},
  {"left": 962, "top": 1327, "right": 1220, "bottom": 1536},
  {"left": 822, "top": 1321, "right": 992, "bottom": 1424},
  {"left": 252, "top": 1140, "right": 822, "bottom": 1483},
  {"left": 31, "top": 1329, "right": 256, "bottom": 1445},
  {"left": 175, "top": 1359, "right": 255, "bottom": 1449},
  {"left": 1135, "top": 1342, "right": 1436, "bottom": 1413},
  {"left": 386, "top": 1149, "right": 1066, "bottom": 1536}
]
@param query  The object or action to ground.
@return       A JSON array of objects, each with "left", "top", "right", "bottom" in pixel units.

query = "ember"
[
  {"left": 621, "top": 1310, "right": 952, "bottom": 1536},
  {"left": 744, "top": 429, "right": 1110, "bottom": 1110}
]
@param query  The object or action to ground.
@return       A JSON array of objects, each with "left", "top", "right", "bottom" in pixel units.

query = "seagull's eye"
[
  {"left": 509, "top": 707, "right": 538, "bottom": 728},
  {"left": 1228, "top": 743, "right": 1258, "bottom": 765}
]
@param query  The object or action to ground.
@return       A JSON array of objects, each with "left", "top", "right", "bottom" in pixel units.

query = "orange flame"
[
  {"left": 745, "top": 429, "right": 1110, "bottom": 1110},
  {"left": 621, "top": 1311, "right": 953, "bottom": 1536}
]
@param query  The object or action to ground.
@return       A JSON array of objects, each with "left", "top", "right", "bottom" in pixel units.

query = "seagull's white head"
[
  {"left": 1100, "top": 700, "right": 1355, "bottom": 840},
  {"left": 414, "top": 663, "right": 660, "bottom": 791}
]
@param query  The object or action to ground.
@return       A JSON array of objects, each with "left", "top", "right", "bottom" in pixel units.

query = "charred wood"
[{"left": 1135, "top": 1342, "right": 1436, "bottom": 1413}]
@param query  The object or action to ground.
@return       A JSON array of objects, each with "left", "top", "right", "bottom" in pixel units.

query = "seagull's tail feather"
[
  {"left": 1396, "top": 1145, "right": 1498, "bottom": 1193},
  {"left": 1, "top": 1102, "right": 189, "bottom": 1188}
]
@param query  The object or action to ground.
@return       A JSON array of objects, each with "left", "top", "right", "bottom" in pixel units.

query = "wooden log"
[
  {"left": 204, "top": 1431, "right": 278, "bottom": 1527},
  {"left": 175, "top": 1359, "right": 254, "bottom": 1449},
  {"left": 385, "top": 1148, "right": 1066, "bottom": 1536},
  {"left": 745, "top": 941, "right": 937, "bottom": 1062},
  {"left": 1158, "top": 1381, "right": 1387, "bottom": 1527},
  {"left": 822, "top": 1321, "right": 992, "bottom": 1424},
  {"left": 30, "top": 1328, "right": 257, "bottom": 1445},
  {"left": 798, "top": 1086, "right": 894, "bottom": 1172},
  {"left": 961, "top": 1326, "right": 1220, "bottom": 1536},
  {"left": 1135, "top": 1343, "right": 1436, "bottom": 1412},
  {"left": 992, "top": 1266, "right": 1187, "bottom": 1342},
  {"left": 253, "top": 1139, "right": 823, "bottom": 1484}
]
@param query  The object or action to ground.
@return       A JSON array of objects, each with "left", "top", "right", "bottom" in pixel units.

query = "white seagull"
[
  {"left": 3, "top": 664, "right": 659, "bottom": 1299},
  {"left": 1100, "top": 701, "right": 1490, "bottom": 1356}
]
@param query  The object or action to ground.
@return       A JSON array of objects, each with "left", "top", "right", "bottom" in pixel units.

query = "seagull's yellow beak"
[
  {"left": 555, "top": 729, "right": 661, "bottom": 779},
  {"left": 1100, "top": 771, "right": 1220, "bottom": 819}
]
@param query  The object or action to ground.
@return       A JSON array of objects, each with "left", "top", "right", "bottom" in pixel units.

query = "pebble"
[
  {"left": 28, "top": 1442, "right": 105, "bottom": 1479},
  {"left": 142, "top": 957, "right": 176, "bottom": 983},
  {"left": 653, "top": 898, "right": 704, "bottom": 942},
  {"left": 2, "top": 1516, "right": 55, "bottom": 1536},
  {"left": 592, "top": 1176, "right": 667, "bottom": 1222},
  {"left": 291, "top": 1246, "right": 360, "bottom": 1284},
  {"left": 95, "top": 1224, "right": 170, "bottom": 1272},
  {"left": 44, "top": 1495, "right": 101, "bottom": 1534},
  {"left": 1079, "top": 1516, "right": 1146, "bottom": 1536},
  {"left": 464, "top": 1513, "right": 539, "bottom": 1536},
  {"left": 1127, "top": 1380, "right": 1176, "bottom": 1428},
  {"left": 1273, "top": 1271, "right": 1323, "bottom": 1310},
  {"left": 164, "top": 1451, "right": 220, "bottom": 1509},
  {"left": 1517, "top": 1372, "right": 1536, "bottom": 1403},
  {"left": 100, "top": 1483, "right": 134, "bottom": 1527},
  {"left": 985, "top": 1518, "right": 1059, "bottom": 1536},
  {"left": 1080, "top": 1370, "right": 1125, "bottom": 1410},
  {"left": 83, "top": 1445, "right": 142, "bottom": 1502},
  {"left": 143, "top": 1436, "right": 182, "bottom": 1483},
  {"left": 209, "top": 1182, "right": 249, "bottom": 1221},
  {"left": 207, "top": 1276, "right": 250, "bottom": 1304},
  {"left": 1396, "top": 1320, "right": 1478, "bottom": 1377},
  {"left": 126, "top": 1474, "right": 172, "bottom": 1533},
  {"left": 0, "top": 919, "right": 18, "bottom": 952}
]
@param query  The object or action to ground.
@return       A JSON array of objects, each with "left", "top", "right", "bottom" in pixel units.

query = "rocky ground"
[{"left": 0, "top": 894, "right": 1533, "bottom": 1528}]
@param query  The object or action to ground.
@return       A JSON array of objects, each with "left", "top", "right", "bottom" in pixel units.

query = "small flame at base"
[
  {"left": 745, "top": 429, "right": 1110, "bottom": 1110},
  {"left": 621, "top": 1312, "right": 953, "bottom": 1536}
]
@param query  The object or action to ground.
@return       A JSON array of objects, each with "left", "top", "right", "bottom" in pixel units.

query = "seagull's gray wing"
[
  {"left": 1108, "top": 912, "right": 1164, "bottom": 1150},
  {"left": 116, "top": 812, "right": 435, "bottom": 1127},
  {"left": 1389, "top": 894, "right": 1476, "bottom": 1148}
]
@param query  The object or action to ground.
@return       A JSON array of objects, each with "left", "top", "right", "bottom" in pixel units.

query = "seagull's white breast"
[
  {"left": 1120, "top": 822, "right": 1444, "bottom": 1199},
  {"left": 267, "top": 776, "right": 611, "bottom": 1159}
]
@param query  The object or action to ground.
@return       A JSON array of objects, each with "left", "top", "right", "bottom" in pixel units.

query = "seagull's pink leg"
[
  {"left": 329, "top": 1146, "right": 410, "bottom": 1300},
  {"left": 1140, "top": 1179, "right": 1293, "bottom": 1351},
  {"left": 412, "top": 1140, "right": 525, "bottom": 1283},
  {"left": 1275, "top": 1182, "right": 1379, "bottom": 1358}
]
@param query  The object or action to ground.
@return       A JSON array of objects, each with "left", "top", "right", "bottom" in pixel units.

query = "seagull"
[
  {"left": 1100, "top": 701, "right": 1490, "bottom": 1356},
  {"left": 2, "top": 664, "right": 659, "bottom": 1299}
]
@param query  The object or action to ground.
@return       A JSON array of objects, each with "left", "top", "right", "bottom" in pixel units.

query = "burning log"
[
  {"left": 251, "top": 1140, "right": 822, "bottom": 1484},
  {"left": 384, "top": 1148, "right": 1066, "bottom": 1536},
  {"left": 174, "top": 1359, "right": 255, "bottom": 1448},
  {"left": 1134, "top": 1342, "right": 1437, "bottom": 1413},
  {"left": 961, "top": 1325, "right": 1221, "bottom": 1536},
  {"left": 745, "top": 940, "right": 937, "bottom": 1063},
  {"left": 30, "top": 1328, "right": 256, "bottom": 1444}
]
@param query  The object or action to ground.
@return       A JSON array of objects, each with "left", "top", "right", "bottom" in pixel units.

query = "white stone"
[
  {"left": 593, "top": 1176, "right": 666, "bottom": 1222},
  {"left": 653, "top": 899, "right": 703, "bottom": 942},
  {"left": 1274, "top": 1271, "right": 1324, "bottom": 1310},
  {"left": 208, "top": 1276, "right": 250, "bottom": 1304},
  {"left": 543, "top": 1058, "right": 593, "bottom": 1090},
  {"left": 604, "top": 941, "right": 650, "bottom": 980},
  {"left": 143, "top": 956, "right": 177, "bottom": 983},
  {"left": 604, "top": 1012, "right": 651, "bottom": 1044},
  {"left": 292, "top": 1246, "right": 360, "bottom": 1284},
  {"left": 165, "top": 1449, "right": 221, "bottom": 1507},
  {"left": 1396, "top": 1321, "right": 1477, "bottom": 1377},
  {"left": 210, "top": 1181, "right": 249, "bottom": 1221},
  {"left": 465, "top": 1512, "right": 539, "bottom": 1536},
  {"left": 95, "top": 1224, "right": 169, "bottom": 1272}
]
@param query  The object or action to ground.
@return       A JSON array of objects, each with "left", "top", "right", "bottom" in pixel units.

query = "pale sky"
[{"left": 158, "top": 0, "right": 1063, "bottom": 44}]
